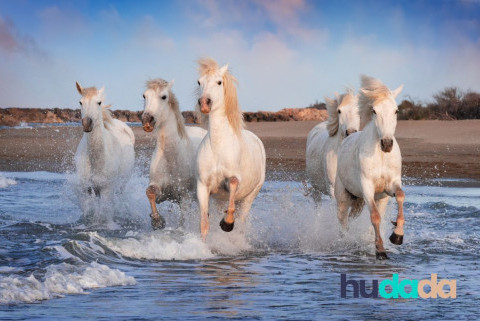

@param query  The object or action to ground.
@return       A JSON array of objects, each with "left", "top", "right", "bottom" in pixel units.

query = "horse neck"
[
  {"left": 86, "top": 118, "right": 107, "bottom": 167},
  {"left": 156, "top": 110, "right": 188, "bottom": 153},
  {"left": 362, "top": 120, "right": 381, "bottom": 151},
  {"left": 207, "top": 103, "right": 239, "bottom": 147},
  {"left": 331, "top": 130, "right": 344, "bottom": 146}
]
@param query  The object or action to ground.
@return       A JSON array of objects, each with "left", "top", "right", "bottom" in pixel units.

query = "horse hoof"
[
  {"left": 376, "top": 251, "right": 389, "bottom": 260},
  {"left": 219, "top": 219, "right": 234, "bottom": 232},
  {"left": 389, "top": 232, "right": 403, "bottom": 245},
  {"left": 150, "top": 214, "right": 166, "bottom": 230}
]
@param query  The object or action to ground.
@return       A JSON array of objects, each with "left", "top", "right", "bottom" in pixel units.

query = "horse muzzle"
[
  {"left": 82, "top": 117, "right": 93, "bottom": 132},
  {"left": 198, "top": 97, "right": 211, "bottom": 114},
  {"left": 381, "top": 138, "right": 394, "bottom": 153},
  {"left": 142, "top": 113, "right": 156, "bottom": 132},
  {"left": 346, "top": 129, "right": 357, "bottom": 137}
]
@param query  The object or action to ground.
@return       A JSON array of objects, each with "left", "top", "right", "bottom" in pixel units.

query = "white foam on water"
[
  {"left": 0, "top": 174, "right": 16, "bottom": 188},
  {"left": 91, "top": 230, "right": 215, "bottom": 261},
  {"left": 247, "top": 181, "right": 379, "bottom": 253},
  {"left": 0, "top": 262, "right": 136, "bottom": 304}
]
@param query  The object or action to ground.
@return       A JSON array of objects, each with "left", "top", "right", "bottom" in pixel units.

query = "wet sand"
[{"left": 0, "top": 120, "right": 479, "bottom": 183}]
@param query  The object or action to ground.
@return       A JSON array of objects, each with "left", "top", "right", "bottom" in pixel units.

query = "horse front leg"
[
  {"left": 219, "top": 177, "right": 238, "bottom": 232},
  {"left": 197, "top": 181, "right": 210, "bottom": 241},
  {"left": 146, "top": 185, "right": 165, "bottom": 230},
  {"left": 389, "top": 187, "right": 405, "bottom": 245},
  {"left": 365, "top": 193, "right": 388, "bottom": 259}
]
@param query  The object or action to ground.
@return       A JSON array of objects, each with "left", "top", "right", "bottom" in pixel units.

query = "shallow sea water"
[{"left": 0, "top": 171, "right": 479, "bottom": 320}]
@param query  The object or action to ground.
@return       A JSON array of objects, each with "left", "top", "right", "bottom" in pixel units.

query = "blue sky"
[{"left": 0, "top": 0, "right": 479, "bottom": 111}]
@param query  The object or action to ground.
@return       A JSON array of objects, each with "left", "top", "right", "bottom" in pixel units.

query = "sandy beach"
[{"left": 0, "top": 120, "right": 479, "bottom": 182}]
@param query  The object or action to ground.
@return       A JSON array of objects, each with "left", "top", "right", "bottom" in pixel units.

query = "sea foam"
[
  {"left": 0, "top": 262, "right": 135, "bottom": 304},
  {"left": 0, "top": 174, "right": 16, "bottom": 188}
]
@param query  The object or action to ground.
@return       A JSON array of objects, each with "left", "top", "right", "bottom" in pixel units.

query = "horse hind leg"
[
  {"left": 334, "top": 179, "right": 351, "bottom": 230},
  {"left": 219, "top": 177, "right": 238, "bottom": 232},
  {"left": 389, "top": 187, "right": 405, "bottom": 245},
  {"left": 146, "top": 185, "right": 165, "bottom": 230},
  {"left": 87, "top": 186, "right": 101, "bottom": 197}
]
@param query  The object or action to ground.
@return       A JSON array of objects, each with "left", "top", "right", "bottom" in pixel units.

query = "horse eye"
[
  {"left": 395, "top": 110, "right": 398, "bottom": 114},
  {"left": 161, "top": 95, "right": 167, "bottom": 100},
  {"left": 79, "top": 101, "right": 82, "bottom": 106},
  {"left": 197, "top": 80, "right": 200, "bottom": 86},
  {"left": 217, "top": 81, "right": 222, "bottom": 85},
  {"left": 373, "top": 109, "right": 376, "bottom": 114},
  {"left": 97, "top": 101, "right": 101, "bottom": 106},
  {"left": 143, "top": 94, "right": 145, "bottom": 99},
  {"left": 338, "top": 110, "right": 341, "bottom": 114}
]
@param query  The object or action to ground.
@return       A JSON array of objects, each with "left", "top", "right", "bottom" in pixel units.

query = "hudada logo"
[{"left": 341, "top": 274, "right": 456, "bottom": 299}]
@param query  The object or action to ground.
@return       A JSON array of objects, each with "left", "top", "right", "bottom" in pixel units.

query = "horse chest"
[{"left": 370, "top": 156, "right": 396, "bottom": 194}]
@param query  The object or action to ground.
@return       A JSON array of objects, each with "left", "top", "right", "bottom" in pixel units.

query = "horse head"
[
  {"left": 325, "top": 90, "right": 360, "bottom": 138},
  {"left": 76, "top": 81, "right": 106, "bottom": 133},
  {"left": 142, "top": 79, "right": 174, "bottom": 132},
  {"left": 359, "top": 76, "right": 403, "bottom": 153}
]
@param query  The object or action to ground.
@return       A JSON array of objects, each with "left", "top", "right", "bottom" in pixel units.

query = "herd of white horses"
[{"left": 74, "top": 58, "right": 404, "bottom": 259}]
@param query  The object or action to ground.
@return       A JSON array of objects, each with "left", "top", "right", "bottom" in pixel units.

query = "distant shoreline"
[
  {"left": 1, "top": 120, "right": 479, "bottom": 184},
  {"left": 0, "top": 107, "right": 328, "bottom": 127}
]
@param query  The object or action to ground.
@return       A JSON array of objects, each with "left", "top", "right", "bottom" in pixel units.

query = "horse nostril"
[
  {"left": 198, "top": 98, "right": 201, "bottom": 106},
  {"left": 346, "top": 129, "right": 357, "bottom": 136},
  {"left": 206, "top": 98, "right": 212, "bottom": 105}
]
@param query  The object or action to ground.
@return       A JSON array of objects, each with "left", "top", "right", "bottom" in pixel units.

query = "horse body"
[
  {"left": 334, "top": 76, "right": 405, "bottom": 259},
  {"left": 142, "top": 79, "right": 207, "bottom": 229},
  {"left": 74, "top": 82, "right": 135, "bottom": 221},
  {"left": 76, "top": 119, "right": 135, "bottom": 191},
  {"left": 306, "top": 91, "right": 359, "bottom": 201},
  {"left": 195, "top": 58, "right": 266, "bottom": 240},
  {"left": 196, "top": 115, "right": 266, "bottom": 201}
]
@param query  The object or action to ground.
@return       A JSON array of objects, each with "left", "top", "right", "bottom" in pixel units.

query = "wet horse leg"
[
  {"left": 366, "top": 197, "right": 388, "bottom": 259},
  {"left": 219, "top": 177, "right": 238, "bottom": 232},
  {"left": 390, "top": 187, "right": 405, "bottom": 245},
  {"left": 197, "top": 181, "right": 210, "bottom": 241},
  {"left": 146, "top": 185, "right": 165, "bottom": 230},
  {"left": 334, "top": 179, "right": 351, "bottom": 229}
]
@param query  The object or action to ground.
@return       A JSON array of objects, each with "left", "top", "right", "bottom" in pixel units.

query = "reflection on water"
[{"left": 0, "top": 171, "right": 479, "bottom": 320}]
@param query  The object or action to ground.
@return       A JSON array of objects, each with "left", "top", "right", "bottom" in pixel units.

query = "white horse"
[
  {"left": 74, "top": 82, "right": 135, "bottom": 221},
  {"left": 334, "top": 76, "right": 405, "bottom": 260},
  {"left": 142, "top": 79, "right": 207, "bottom": 229},
  {"left": 306, "top": 90, "right": 359, "bottom": 203},
  {"left": 195, "top": 58, "right": 266, "bottom": 240}
]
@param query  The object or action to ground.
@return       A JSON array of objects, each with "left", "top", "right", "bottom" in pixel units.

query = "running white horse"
[
  {"left": 195, "top": 58, "right": 266, "bottom": 240},
  {"left": 142, "top": 79, "right": 207, "bottom": 229},
  {"left": 334, "top": 75, "right": 405, "bottom": 260},
  {"left": 306, "top": 90, "right": 359, "bottom": 203},
  {"left": 74, "top": 82, "right": 135, "bottom": 221}
]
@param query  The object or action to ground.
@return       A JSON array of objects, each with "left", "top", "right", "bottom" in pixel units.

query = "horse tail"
[{"left": 349, "top": 196, "right": 365, "bottom": 219}]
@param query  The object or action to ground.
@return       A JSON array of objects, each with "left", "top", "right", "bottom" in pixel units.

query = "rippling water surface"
[{"left": 0, "top": 171, "right": 478, "bottom": 320}]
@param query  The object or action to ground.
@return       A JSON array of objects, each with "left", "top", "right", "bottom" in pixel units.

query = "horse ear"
[
  {"left": 76, "top": 81, "right": 83, "bottom": 95},
  {"left": 167, "top": 79, "right": 174, "bottom": 90},
  {"left": 391, "top": 84, "right": 404, "bottom": 99},
  {"left": 98, "top": 86, "right": 105, "bottom": 96},
  {"left": 219, "top": 64, "right": 229, "bottom": 76}
]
